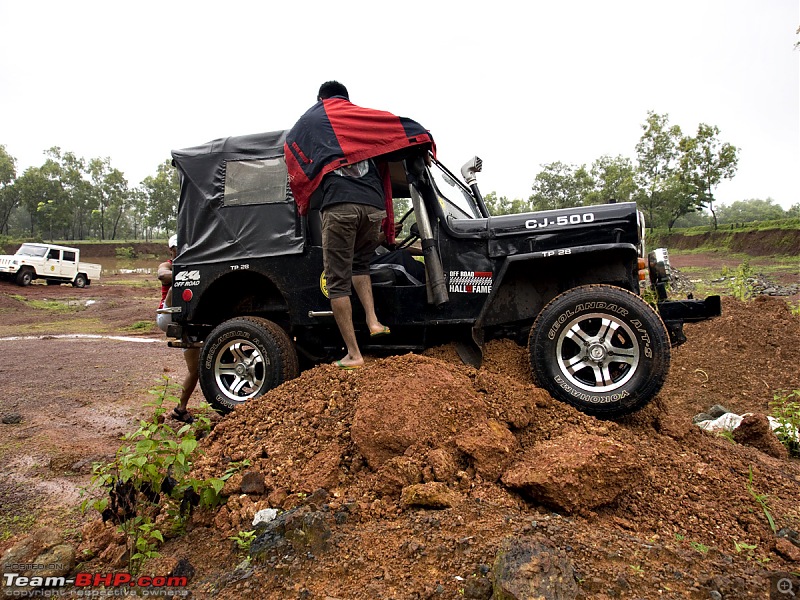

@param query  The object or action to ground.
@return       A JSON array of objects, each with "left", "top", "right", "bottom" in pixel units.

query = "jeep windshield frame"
[{"left": 427, "top": 158, "right": 482, "bottom": 220}]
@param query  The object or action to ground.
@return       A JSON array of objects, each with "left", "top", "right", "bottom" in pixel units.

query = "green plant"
[
  {"left": 630, "top": 564, "right": 644, "bottom": 574},
  {"left": 790, "top": 301, "right": 800, "bottom": 316},
  {"left": 81, "top": 376, "right": 228, "bottom": 573},
  {"left": 716, "top": 430, "right": 736, "bottom": 444},
  {"left": 115, "top": 246, "right": 136, "bottom": 259},
  {"left": 674, "top": 533, "right": 685, "bottom": 542},
  {"left": 746, "top": 466, "right": 777, "bottom": 533},
  {"left": 770, "top": 389, "right": 800, "bottom": 456},
  {"left": 229, "top": 529, "right": 257, "bottom": 553},
  {"left": 733, "top": 540, "right": 757, "bottom": 556},
  {"left": 727, "top": 260, "right": 755, "bottom": 301},
  {"left": 690, "top": 541, "right": 710, "bottom": 554}
]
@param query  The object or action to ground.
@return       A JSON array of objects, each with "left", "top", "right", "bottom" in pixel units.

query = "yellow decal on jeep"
[{"left": 320, "top": 272, "right": 329, "bottom": 298}]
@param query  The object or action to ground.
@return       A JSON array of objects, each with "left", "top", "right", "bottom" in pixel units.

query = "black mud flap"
[
  {"left": 658, "top": 295, "right": 722, "bottom": 347},
  {"left": 455, "top": 339, "right": 483, "bottom": 369}
]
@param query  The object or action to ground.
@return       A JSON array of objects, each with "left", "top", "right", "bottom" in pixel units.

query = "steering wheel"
[{"left": 395, "top": 208, "right": 420, "bottom": 249}]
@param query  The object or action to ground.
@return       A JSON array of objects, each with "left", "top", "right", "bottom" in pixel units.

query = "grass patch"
[
  {"left": 100, "top": 279, "right": 156, "bottom": 288},
  {"left": 127, "top": 321, "right": 155, "bottom": 332},
  {"left": 8, "top": 294, "right": 86, "bottom": 313},
  {"left": 0, "top": 513, "right": 39, "bottom": 541},
  {"left": 0, "top": 479, "right": 42, "bottom": 541},
  {"left": 0, "top": 317, "right": 107, "bottom": 337}
]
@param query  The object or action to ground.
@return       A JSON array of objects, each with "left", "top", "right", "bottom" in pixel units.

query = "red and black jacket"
[{"left": 285, "top": 97, "right": 435, "bottom": 244}]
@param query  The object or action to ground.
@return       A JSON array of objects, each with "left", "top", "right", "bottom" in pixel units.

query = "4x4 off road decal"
[
  {"left": 448, "top": 270, "right": 492, "bottom": 294},
  {"left": 173, "top": 270, "right": 200, "bottom": 288}
]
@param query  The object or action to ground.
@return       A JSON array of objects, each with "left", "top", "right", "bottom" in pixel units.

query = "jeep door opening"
[{"left": 167, "top": 130, "right": 720, "bottom": 418}]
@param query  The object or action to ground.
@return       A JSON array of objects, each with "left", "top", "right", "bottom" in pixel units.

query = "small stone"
[
  {"left": 2, "top": 413, "right": 22, "bottom": 424},
  {"left": 240, "top": 471, "right": 266, "bottom": 495},
  {"left": 692, "top": 412, "right": 712, "bottom": 424},
  {"left": 168, "top": 558, "right": 195, "bottom": 582},
  {"left": 252, "top": 508, "right": 279, "bottom": 527},
  {"left": 707, "top": 405, "right": 730, "bottom": 419},
  {"left": 775, "top": 537, "right": 800, "bottom": 562}
]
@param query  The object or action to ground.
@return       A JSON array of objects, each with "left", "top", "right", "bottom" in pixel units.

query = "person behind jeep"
[{"left": 157, "top": 235, "right": 199, "bottom": 422}]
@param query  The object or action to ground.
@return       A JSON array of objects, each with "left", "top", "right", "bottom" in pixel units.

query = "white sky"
[{"left": 1, "top": 0, "right": 798, "bottom": 208}]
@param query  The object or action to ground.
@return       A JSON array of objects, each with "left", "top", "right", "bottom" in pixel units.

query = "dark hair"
[{"left": 318, "top": 80, "right": 349, "bottom": 101}]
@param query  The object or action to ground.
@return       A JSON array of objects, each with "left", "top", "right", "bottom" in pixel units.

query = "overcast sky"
[{"left": 1, "top": 0, "right": 798, "bottom": 209}]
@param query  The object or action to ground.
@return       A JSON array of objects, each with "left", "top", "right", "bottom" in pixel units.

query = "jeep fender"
[{"left": 473, "top": 243, "right": 639, "bottom": 335}]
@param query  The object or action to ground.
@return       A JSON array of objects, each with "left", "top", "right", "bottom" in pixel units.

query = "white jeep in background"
[{"left": 0, "top": 243, "right": 102, "bottom": 287}]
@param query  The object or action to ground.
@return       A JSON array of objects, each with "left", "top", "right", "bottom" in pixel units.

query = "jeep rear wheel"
[
  {"left": 73, "top": 274, "right": 87, "bottom": 288},
  {"left": 199, "top": 316, "right": 299, "bottom": 414},
  {"left": 528, "top": 284, "right": 670, "bottom": 418}
]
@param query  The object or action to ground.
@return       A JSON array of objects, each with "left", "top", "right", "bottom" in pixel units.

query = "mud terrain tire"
[
  {"left": 529, "top": 284, "right": 670, "bottom": 418},
  {"left": 199, "top": 316, "right": 299, "bottom": 414}
]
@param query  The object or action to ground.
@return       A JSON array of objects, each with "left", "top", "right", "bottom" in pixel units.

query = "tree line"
[
  {"left": 1, "top": 111, "right": 796, "bottom": 242},
  {"left": 485, "top": 111, "right": 797, "bottom": 230},
  {"left": 0, "top": 146, "right": 178, "bottom": 241}
]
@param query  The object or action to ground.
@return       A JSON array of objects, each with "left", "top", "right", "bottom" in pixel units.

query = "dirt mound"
[
  {"left": 119, "top": 298, "right": 800, "bottom": 599},
  {"left": 4, "top": 269, "right": 799, "bottom": 599}
]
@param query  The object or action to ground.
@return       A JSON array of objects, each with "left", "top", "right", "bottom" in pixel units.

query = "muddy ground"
[{"left": 0, "top": 252, "right": 798, "bottom": 599}]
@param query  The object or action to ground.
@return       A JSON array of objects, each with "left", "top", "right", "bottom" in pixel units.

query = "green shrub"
[
  {"left": 770, "top": 389, "right": 800, "bottom": 456},
  {"left": 80, "top": 377, "right": 229, "bottom": 573},
  {"left": 727, "top": 260, "right": 755, "bottom": 301}
]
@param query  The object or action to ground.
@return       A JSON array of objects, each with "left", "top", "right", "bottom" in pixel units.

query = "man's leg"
[
  {"left": 351, "top": 206, "right": 388, "bottom": 337},
  {"left": 179, "top": 347, "right": 200, "bottom": 412},
  {"left": 352, "top": 274, "right": 387, "bottom": 335},
  {"left": 330, "top": 295, "right": 364, "bottom": 367},
  {"left": 322, "top": 205, "right": 365, "bottom": 367}
]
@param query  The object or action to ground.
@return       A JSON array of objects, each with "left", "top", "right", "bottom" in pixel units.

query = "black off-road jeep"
[{"left": 167, "top": 130, "right": 720, "bottom": 418}]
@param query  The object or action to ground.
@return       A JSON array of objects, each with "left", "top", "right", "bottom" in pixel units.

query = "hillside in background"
[
  {"left": 650, "top": 227, "right": 800, "bottom": 257},
  {"left": 5, "top": 227, "right": 800, "bottom": 259}
]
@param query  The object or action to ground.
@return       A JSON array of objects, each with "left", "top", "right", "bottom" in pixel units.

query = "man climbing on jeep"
[{"left": 285, "top": 80, "right": 434, "bottom": 369}]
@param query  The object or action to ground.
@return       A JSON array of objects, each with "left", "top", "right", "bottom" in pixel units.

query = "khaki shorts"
[{"left": 322, "top": 203, "right": 386, "bottom": 299}]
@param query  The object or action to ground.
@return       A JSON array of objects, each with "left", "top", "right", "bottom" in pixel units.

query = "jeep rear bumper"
[{"left": 657, "top": 295, "right": 722, "bottom": 346}]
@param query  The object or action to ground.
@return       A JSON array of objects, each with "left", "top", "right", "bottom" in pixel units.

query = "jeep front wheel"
[
  {"left": 199, "top": 316, "right": 299, "bottom": 414},
  {"left": 16, "top": 269, "right": 33, "bottom": 286},
  {"left": 528, "top": 284, "right": 670, "bottom": 418}
]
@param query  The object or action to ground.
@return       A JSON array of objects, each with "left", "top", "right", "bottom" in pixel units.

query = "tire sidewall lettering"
[
  {"left": 547, "top": 302, "right": 630, "bottom": 341},
  {"left": 203, "top": 329, "right": 271, "bottom": 371},
  {"left": 554, "top": 375, "right": 631, "bottom": 404}
]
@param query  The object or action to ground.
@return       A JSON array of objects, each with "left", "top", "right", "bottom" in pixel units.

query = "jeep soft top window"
[
  {"left": 428, "top": 161, "right": 481, "bottom": 220},
  {"left": 63, "top": 251, "right": 76, "bottom": 262},
  {"left": 47, "top": 248, "right": 60, "bottom": 260},
  {"left": 17, "top": 244, "right": 47, "bottom": 258},
  {"left": 223, "top": 157, "right": 290, "bottom": 207}
]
